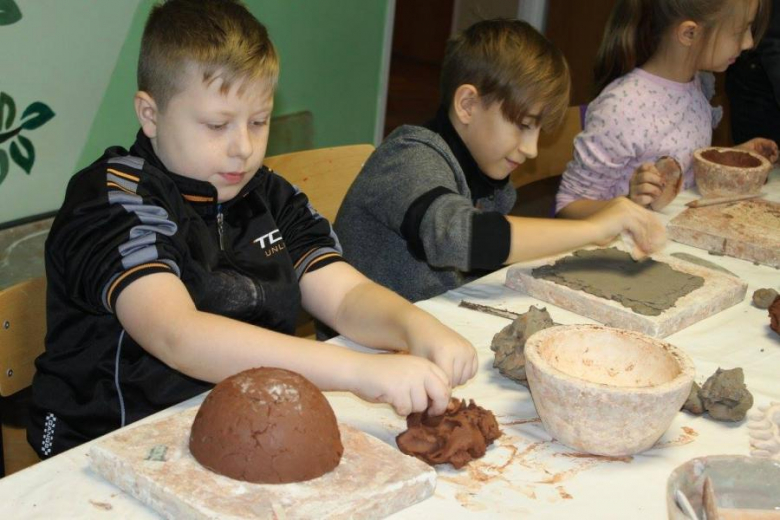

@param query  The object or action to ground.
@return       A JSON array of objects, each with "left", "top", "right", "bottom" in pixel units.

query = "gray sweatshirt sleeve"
[{"left": 355, "top": 130, "right": 509, "bottom": 272}]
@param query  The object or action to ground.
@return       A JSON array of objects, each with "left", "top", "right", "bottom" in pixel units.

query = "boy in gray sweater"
[{"left": 335, "top": 19, "right": 665, "bottom": 302}]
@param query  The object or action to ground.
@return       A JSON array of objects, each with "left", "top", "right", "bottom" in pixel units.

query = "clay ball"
[
  {"left": 753, "top": 288, "right": 779, "bottom": 309},
  {"left": 189, "top": 367, "right": 343, "bottom": 484}
]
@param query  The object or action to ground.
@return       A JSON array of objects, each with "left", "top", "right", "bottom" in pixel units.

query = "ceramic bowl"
[
  {"left": 693, "top": 146, "right": 770, "bottom": 198},
  {"left": 524, "top": 324, "right": 694, "bottom": 456},
  {"left": 666, "top": 455, "right": 780, "bottom": 519}
]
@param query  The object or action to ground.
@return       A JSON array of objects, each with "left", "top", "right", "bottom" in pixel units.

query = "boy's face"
[
  {"left": 454, "top": 98, "right": 541, "bottom": 181},
  {"left": 139, "top": 65, "right": 273, "bottom": 202}
]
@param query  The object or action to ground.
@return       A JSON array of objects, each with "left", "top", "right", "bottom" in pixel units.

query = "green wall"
[{"left": 0, "top": 0, "right": 391, "bottom": 225}]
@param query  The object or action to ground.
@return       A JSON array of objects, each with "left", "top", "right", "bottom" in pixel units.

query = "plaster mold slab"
[
  {"left": 748, "top": 402, "right": 780, "bottom": 461},
  {"left": 667, "top": 199, "right": 780, "bottom": 268},
  {"left": 524, "top": 325, "right": 695, "bottom": 456},
  {"left": 505, "top": 248, "right": 747, "bottom": 338},
  {"left": 89, "top": 408, "right": 436, "bottom": 520}
]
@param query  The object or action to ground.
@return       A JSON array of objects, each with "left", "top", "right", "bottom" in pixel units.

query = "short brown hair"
[
  {"left": 138, "top": 0, "right": 279, "bottom": 110},
  {"left": 441, "top": 19, "right": 571, "bottom": 132}
]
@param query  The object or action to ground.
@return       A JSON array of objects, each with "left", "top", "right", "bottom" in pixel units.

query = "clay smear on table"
[
  {"left": 436, "top": 415, "right": 696, "bottom": 512},
  {"left": 748, "top": 402, "right": 780, "bottom": 460},
  {"left": 532, "top": 248, "right": 704, "bottom": 316}
]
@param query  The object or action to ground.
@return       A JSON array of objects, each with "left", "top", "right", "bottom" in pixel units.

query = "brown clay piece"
[
  {"left": 770, "top": 296, "right": 780, "bottom": 336},
  {"left": 650, "top": 156, "right": 683, "bottom": 211},
  {"left": 396, "top": 398, "right": 501, "bottom": 469}
]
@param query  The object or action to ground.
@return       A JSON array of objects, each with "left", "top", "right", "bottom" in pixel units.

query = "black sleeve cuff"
[
  {"left": 400, "top": 186, "right": 456, "bottom": 261},
  {"left": 104, "top": 262, "right": 178, "bottom": 313},
  {"left": 469, "top": 212, "right": 511, "bottom": 270}
]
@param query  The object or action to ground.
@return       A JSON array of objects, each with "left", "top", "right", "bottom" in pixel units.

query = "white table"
[{"left": 2, "top": 171, "right": 778, "bottom": 519}]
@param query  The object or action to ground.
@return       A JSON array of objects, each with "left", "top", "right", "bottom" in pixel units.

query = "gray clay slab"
[{"left": 505, "top": 248, "right": 747, "bottom": 338}]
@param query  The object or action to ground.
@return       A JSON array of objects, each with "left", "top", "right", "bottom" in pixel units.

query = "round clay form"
[
  {"left": 189, "top": 367, "right": 343, "bottom": 484},
  {"left": 693, "top": 147, "right": 770, "bottom": 198},
  {"left": 650, "top": 156, "right": 683, "bottom": 211},
  {"left": 524, "top": 324, "right": 694, "bottom": 456}
]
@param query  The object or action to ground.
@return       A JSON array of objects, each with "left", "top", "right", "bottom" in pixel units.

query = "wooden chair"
[
  {"left": 264, "top": 144, "right": 375, "bottom": 337},
  {"left": 509, "top": 105, "right": 587, "bottom": 218},
  {"left": 0, "top": 276, "right": 46, "bottom": 477},
  {"left": 264, "top": 144, "right": 375, "bottom": 223}
]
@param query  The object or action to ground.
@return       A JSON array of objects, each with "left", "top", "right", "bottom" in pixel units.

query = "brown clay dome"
[{"left": 189, "top": 367, "right": 343, "bottom": 484}]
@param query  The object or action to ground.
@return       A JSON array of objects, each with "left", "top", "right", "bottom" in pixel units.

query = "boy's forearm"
[
  {"left": 556, "top": 198, "right": 610, "bottom": 219},
  {"left": 331, "top": 280, "right": 438, "bottom": 352},
  {"left": 505, "top": 215, "right": 602, "bottom": 264}
]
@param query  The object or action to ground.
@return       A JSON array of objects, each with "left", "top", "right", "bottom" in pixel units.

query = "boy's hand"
[
  {"left": 350, "top": 353, "right": 451, "bottom": 416},
  {"left": 589, "top": 197, "right": 666, "bottom": 260},
  {"left": 735, "top": 138, "right": 779, "bottom": 163},
  {"left": 628, "top": 163, "right": 663, "bottom": 207},
  {"left": 406, "top": 321, "right": 478, "bottom": 387}
]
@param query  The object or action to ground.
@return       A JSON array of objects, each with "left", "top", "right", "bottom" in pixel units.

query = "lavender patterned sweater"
[{"left": 556, "top": 68, "right": 722, "bottom": 213}]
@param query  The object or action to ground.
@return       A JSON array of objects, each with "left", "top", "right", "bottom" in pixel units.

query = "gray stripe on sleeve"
[
  {"left": 108, "top": 156, "right": 145, "bottom": 170},
  {"left": 107, "top": 173, "right": 138, "bottom": 193},
  {"left": 295, "top": 247, "right": 341, "bottom": 279}
]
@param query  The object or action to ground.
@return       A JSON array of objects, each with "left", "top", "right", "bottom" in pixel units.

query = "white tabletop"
[{"left": 2, "top": 171, "right": 779, "bottom": 520}]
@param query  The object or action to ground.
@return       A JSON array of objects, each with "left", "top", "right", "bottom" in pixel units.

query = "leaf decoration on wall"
[
  {"left": 0, "top": 149, "right": 8, "bottom": 184},
  {"left": 0, "top": 92, "right": 55, "bottom": 184},
  {"left": 0, "top": 0, "right": 22, "bottom": 25},
  {"left": 10, "top": 134, "right": 34, "bottom": 173}
]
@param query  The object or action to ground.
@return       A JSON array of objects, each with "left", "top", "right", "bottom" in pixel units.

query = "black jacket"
[{"left": 28, "top": 131, "right": 344, "bottom": 458}]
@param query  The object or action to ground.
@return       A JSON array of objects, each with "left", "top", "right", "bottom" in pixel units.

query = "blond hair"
[
  {"left": 595, "top": 0, "right": 770, "bottom": 94},
  {"left": 138, "top": 0, "right": 279, "bottom": 110},
  {"left": 441, "top": 19, "right": 571, "bottom": 132}
]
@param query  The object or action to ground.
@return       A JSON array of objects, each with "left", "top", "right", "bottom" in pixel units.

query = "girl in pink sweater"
[{"left": 557, "top": 0, "right": 778, "bottom": 216}]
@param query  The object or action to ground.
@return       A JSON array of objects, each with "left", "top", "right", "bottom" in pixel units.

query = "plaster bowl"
[
  {"left": 693, "top": 146, "right": 770, "bottom": 198},
  {"left": 667, "top": 455, "right": 780, "bottom": 519},
  {"left": 524, "top": 324, "right": 694, "bottom": 456}
]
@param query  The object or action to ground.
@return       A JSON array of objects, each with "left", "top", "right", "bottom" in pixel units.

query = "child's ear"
[
  {"left": 134, "top": 91, "right": 159, "bottom": 138},
  {"left": 677, "top": 21, "right": 700, "bottom": 47},
  {"left": 452, "top": 84, "right": 480, "bottom": 125}
]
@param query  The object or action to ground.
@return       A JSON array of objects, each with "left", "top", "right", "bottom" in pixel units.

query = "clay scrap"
[
  {"left": 753, "top": 288, "right": 779, "bottom": 309},
  {"left": 396, "top": 398, "right": 501, "bottom": 469},
  {"left": 747, "top": 402, "right": 780, "bottom": 460},
  {"left": 770, "top": 296, "right": 780, "bottom": 336},
  {"left": 490, "top": 306, "right": 554, "bottom": 386},
  {"left": 531, "top": 248, "right": 704, "bottom": 316},
  {"left": 682, "top": 367, "right": 754, "bottom": 422}
]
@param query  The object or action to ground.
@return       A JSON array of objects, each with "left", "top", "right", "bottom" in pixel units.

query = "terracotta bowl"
[
  {"left": 524, "top": 324, "right": 694, "bottom": 456},
  {"left": 693, "top": 146, "right": 770, "bottom": 198},
  {"left": 666, "top": 455, "right": 780, "bottom": 519}
]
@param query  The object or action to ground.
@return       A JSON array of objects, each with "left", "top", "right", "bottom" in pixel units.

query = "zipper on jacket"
[{"left": 216, "top": 204, "right": 225, "bottom": 251}]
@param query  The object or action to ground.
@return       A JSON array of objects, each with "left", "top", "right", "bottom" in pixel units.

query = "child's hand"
[
  {"left": 350, "top": 353, "right": 451, "bottom": 416},
  {"left": 589, "top": 197, "right": 666, "bottom": 259},
  {"left": 736, "top": 138, "right": 779, "bottom": 163},
  {"left": 407, "top": 324, "right": 478, "bottom": 387},
  {"left": 628, "top": 163, "right": 664, "bottom": 207}
]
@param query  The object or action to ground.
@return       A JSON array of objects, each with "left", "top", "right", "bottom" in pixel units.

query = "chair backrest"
[
  {"left": 510, "top": 105, "right": 586, "bottom": 188},
  {"left": 264, "top": 144, "right": 375, "bottom": 223},
  {"left": 0, "top": 277, "right": 46, "bottom": 397}
]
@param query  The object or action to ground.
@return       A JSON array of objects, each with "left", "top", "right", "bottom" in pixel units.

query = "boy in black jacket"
[{"left": 29, "top": 0, "right": 476, "bottom": 458}]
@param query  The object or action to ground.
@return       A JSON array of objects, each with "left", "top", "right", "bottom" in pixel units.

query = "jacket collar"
[
  {"left": 129, "top": 130, "right": 263, "bottom": 217},
  {"left": 424, "top": 105, "right": 509, "bottom": 204}
]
